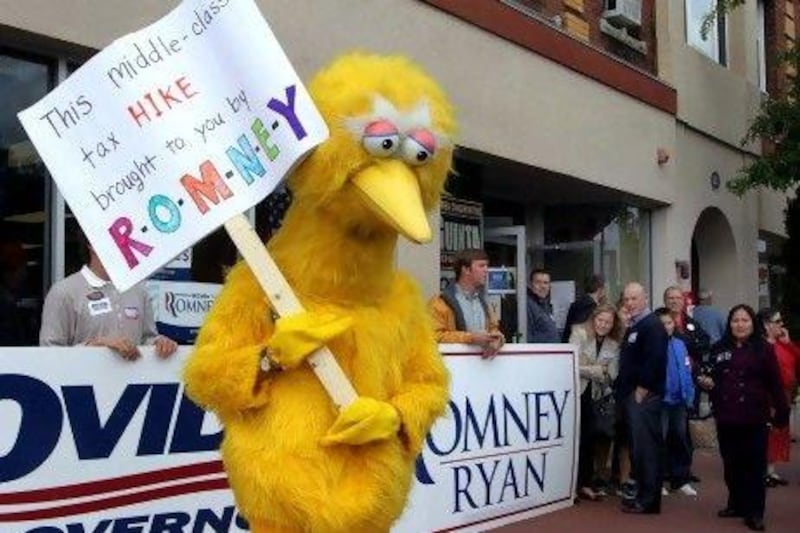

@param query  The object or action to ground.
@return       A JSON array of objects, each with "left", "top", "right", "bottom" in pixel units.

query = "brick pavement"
[{"left": 495, "top": 443, "right": 800, "bottom": 533}]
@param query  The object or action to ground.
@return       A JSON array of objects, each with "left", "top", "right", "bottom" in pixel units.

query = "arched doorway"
[{"left": 691, "top": 207, "right": 738, "bottom": 311}]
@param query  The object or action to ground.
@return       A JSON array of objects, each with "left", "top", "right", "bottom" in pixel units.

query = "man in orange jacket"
[{"left": 429, "top": 248, "right": 505, "bottom": 357}]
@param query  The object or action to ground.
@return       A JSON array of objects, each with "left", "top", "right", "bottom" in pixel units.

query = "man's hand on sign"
[
  {"left": 485, "top": 332, "right": 505, "bottom": 359},
  {"left": 89, "top": 336, "right": 141, "bottom": 361},
  {"left": 471, "top": 331, "right": 503, "bottom": 359},
  {"left": 154, "top": 335, "right": 178, "bottom": 358}
]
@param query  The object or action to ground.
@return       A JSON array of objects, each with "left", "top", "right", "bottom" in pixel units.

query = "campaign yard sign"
[
  {"left": 0, "top": 345, "right": 577, "bottom": 532},
  {"left": 17, "top": 0, "right": 328, "bottom": 292},
  {"left": 147, "top": 279, "right": 223, "bottom": 344}
]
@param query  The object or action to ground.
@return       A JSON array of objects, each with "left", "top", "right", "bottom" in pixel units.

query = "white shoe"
[
  {"left": 661, "top": 487, "right": 669, "bottom": 496},
  {"left": 678, "top": 483, "right": 697, "bottom": 496}
]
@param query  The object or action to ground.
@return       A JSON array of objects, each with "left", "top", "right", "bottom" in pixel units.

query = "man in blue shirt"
[{"left": 691, "top": 289, "right": 726, "bottom": 344}]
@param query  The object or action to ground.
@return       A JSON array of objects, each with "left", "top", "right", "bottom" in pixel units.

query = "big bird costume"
[{"left": 184, "top": 53, "right": 456, "bottom": 532}]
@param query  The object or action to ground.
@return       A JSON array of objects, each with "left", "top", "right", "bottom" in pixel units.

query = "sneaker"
[
  {"left": 617, "top": 480, "right": 637, "bottom": 500},
  {"left": 678, "top": 483, "right": 698, "bottom": 496},
  {"left": 661, "top": 486, "right": 670, "bottom": 496}
]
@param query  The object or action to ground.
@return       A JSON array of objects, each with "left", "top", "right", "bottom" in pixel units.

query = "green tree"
[
  {"left": 701, "top": 1, "right": 800, "bottom": 193},
  {"left": 700, "top": 1, "right": 746, "bottom": 39},
  {"left": 726, "top": 46, "right": 800, "bottom": 195},
  {"left": 703, "top": 1, "right": 800, "bottom": 328},
  {"left": 782, "top": 189, "right": 800, "bottom": 338}
]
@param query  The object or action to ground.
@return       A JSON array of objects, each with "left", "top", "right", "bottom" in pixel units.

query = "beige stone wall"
[{"left": 0, "top": 0, "right": 787, "bottom": 304}]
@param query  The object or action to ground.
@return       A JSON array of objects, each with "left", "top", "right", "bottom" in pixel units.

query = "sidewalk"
[{"left": 496, "top": 443, "right": 800, "bottom": 533}]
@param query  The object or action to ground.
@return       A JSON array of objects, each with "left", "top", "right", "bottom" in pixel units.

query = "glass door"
[
  {"left": 1, "top": 52, "right": 53, "bottom": 345},
  {"left": 485, "top": 226, "right": 527, "bottom": 342}
]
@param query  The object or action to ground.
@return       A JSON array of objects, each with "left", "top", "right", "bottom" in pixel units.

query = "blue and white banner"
[
  {"left": 396, "top": 345, "right": 578, "bottom": 531},
  {"left": 147, "top": 280, "right": 222, "bottom": 343},
  {"left": 0, "top": 344, "right": 577, "bottom": 532}
]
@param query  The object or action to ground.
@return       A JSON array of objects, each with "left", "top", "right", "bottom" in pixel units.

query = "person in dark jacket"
[
  {"left": 697, "top": 304, "right": 789, "bottom": 532},
  {"left": 526, "top": 268, "right": 559, "bottom": 343},
  {"left": 664, "top": 286, "right": 711, "bottom": 369},
  {"left": 617, "top": 282, "right": 668, "bottom": 515},
  {"left": 561, "top": 274, "right": 606, "bottom": 342}
]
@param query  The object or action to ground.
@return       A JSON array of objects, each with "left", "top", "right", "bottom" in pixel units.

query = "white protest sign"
[{"left": 18, "top": 0, "right": 328, "bottom": 292}]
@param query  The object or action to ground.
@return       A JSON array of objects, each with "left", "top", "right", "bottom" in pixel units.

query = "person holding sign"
[
  {"left": 184, "top": 53, "right": 456, "bottom": 532},
  {"left": 39, "top": 233, "right": 177, "bottom": 359}
]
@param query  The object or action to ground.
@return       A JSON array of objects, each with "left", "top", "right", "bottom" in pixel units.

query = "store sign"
[
  {"left": 18, "top": 0, "right": 328, "bottom": 292},
  {"left": 439, "top": 195, "right": 483, "bottom": 286},
  {"left": 0, "top": 345, "right": 576, "bottom": 532}
]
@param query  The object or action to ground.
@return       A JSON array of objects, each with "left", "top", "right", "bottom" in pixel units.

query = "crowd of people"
[
  {"left": 3, "top": 239, "right": 797, "bottom": 530},
  {"left": 430, "top": 248, "right": 800, "bottom": 532}
]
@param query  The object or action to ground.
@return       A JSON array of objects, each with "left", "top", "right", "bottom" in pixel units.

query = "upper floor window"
[
  {"left": 756, "top": 0, "right": 767, "bottom": 92},
  {"left": 685, "top": 0, "right": 728, "bottom": 65}
]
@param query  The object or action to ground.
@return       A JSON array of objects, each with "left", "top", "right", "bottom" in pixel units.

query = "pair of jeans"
[
  {"left": 662, "top": 403, "right": 692, "bottom": 488},
  {"left": 626, "top": 392, "right": 665, "bottom": 511}
]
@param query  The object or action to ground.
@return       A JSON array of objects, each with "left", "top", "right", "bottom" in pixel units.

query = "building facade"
[{"left": 0, "top": 0, "right": 792, "bottom": 344}]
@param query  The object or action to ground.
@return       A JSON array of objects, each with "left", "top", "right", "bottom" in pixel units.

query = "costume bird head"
[{"left": 287, "top": 52, "right": 457, "bottom": 244}]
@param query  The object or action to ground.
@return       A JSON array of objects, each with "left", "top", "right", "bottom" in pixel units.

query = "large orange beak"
[{"left": 351, "top": 159, "right": 432, "bottom": 244}]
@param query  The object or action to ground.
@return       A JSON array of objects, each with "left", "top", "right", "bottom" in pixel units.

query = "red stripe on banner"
[
  {"left": 0, "top": 477, "right": 230, "bottom": 521},
  {"left": 0, "top": 460, "right": 224, "bottom": 504}
]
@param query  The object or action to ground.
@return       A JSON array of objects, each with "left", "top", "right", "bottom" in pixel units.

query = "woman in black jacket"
[{"left": 698, "top": 304, "right": 789, "bottom": 531}]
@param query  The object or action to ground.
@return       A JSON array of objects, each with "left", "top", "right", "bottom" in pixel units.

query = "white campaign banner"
[
  {"left": 17, "top": 0, "right": 328, "bottom": 292},
  {"left": 394, "top": 345, "right": 578, "bottom": 532},
  {"left": 0, "top": 345, "right": 577, "bottom": 532}
]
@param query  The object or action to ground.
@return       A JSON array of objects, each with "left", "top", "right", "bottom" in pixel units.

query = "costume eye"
[
  {"left": 400, "top": 128, "right": 436, "bottom": 166},
  {"left": 362, "top": 120, "right": 399, "bottom": 157}
]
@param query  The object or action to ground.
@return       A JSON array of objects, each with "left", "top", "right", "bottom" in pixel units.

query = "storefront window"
[
  {"left": 0, "top": 52, "right": 53, "bottom": 345},
  {"left": 535, "top": 205, "right": 651, "bottom": 319}
]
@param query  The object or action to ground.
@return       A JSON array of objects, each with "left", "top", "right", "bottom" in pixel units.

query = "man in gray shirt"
[
  {"left": 691, "top": 289, "right": 726, "bottom": 344},
  {"left": 40, "top": 239, "right": 177, "bottom": 360}
]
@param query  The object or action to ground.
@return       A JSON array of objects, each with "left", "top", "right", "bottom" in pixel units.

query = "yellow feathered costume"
[{"left": 184, "top": 53, "right": 457, "bottom": 532}]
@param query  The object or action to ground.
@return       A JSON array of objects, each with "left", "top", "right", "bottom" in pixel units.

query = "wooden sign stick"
[{"left": 224, "top": 213, "right": 358, "bottom": 409}]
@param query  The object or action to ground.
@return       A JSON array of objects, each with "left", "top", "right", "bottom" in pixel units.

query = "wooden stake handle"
[{"left": 224, "top": 213, "right": 358, "bottom": 409}]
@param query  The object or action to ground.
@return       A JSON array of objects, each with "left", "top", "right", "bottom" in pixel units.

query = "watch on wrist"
[{"left": 259, "top": 348, "right": 283, "bottom": 373}]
